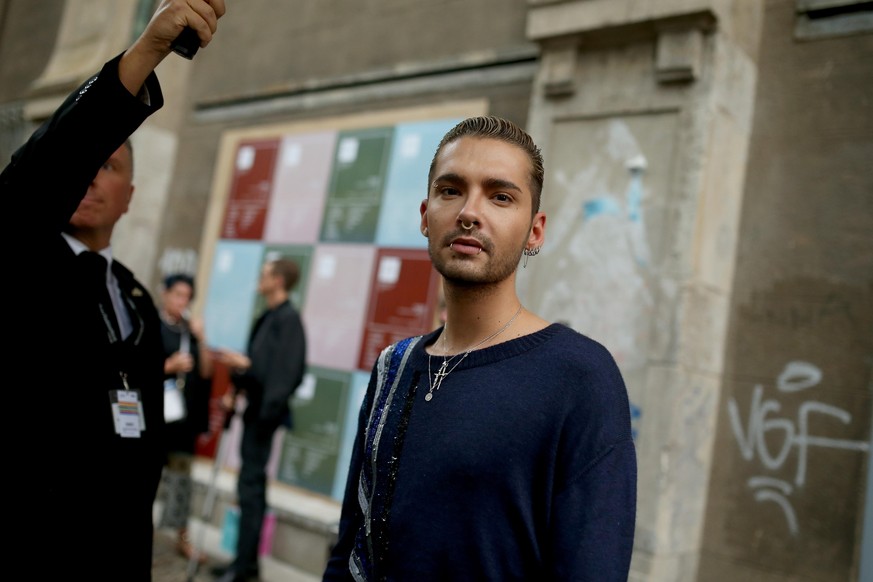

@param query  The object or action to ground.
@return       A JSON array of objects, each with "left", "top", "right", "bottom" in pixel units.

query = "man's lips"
[
  {"left": 78, "top": 195, "right": 102, "bottom": 207},
  {"left": 450, "top": 237, "right": 483, "bottom": 255}
]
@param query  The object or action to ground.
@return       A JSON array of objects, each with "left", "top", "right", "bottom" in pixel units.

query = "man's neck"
[
  {"left": 63, "top": 228, "right": 111, "bottom": 252},
  {"left": 264, "top": 290, "right": 288, "bottom": 310},
  {"left": 439, "top": 283, "right": 523, "bottom": 354},
  {"left": 160, "top": 309, "right": 183, "bottom": 325},
  {"left": 62, "top": 232, "right": 110, "bottom": 256}
]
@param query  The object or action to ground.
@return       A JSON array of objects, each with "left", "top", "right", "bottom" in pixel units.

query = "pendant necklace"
[{"left": 426, "top": 304, "right": 523, "bottom": 402}]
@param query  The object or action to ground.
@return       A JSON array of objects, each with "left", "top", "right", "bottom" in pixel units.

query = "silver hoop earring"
[
  {"left": 522, "top": 246, "right": 540, "bottom": 268},
  {"left": 461, "top": 221, "right": 474, "bottom": 231}
]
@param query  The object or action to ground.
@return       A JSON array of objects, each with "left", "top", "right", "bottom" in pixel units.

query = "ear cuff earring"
[{"left": 522, "top": 246, "right": 540, "bottom": 268}]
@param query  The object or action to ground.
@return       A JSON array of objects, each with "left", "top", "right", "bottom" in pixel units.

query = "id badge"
[
  {"left": 164, "top": 378, "right": 187, "bottom": 423},
  {"left": 110, "top": 389, "right": 145, "bottom": 438}
]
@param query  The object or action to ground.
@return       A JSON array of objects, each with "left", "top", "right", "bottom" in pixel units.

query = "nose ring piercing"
[{"left": 461, "top": 221, "right": 474, "bottom": 231}]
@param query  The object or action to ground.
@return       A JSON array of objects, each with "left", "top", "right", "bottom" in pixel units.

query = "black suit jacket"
[
  {"left": 232, "top": 300, "right": 307, "bottom": 433},
  {"left": 1, "top": 54, "right": 165, "bottom": 581}
]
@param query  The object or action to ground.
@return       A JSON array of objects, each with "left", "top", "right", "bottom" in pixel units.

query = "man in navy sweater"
[{"left": 324, "top": 116, "right": 637, "bottom": 581}]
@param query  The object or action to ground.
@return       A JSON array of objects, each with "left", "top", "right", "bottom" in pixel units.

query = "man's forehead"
[
  {"left": 109, "top": 144, "right": 132, "bottom": 164},
  {"left": 434, "top": 138, "right": 530, "bottom": 181},
  {"left": 438, "top": 136, "right": 526, "bottom": 161}
]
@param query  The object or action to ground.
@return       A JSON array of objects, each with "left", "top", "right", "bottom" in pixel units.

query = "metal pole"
[{"left": 186, "top": 411, "right": 234, "bottom": 582}]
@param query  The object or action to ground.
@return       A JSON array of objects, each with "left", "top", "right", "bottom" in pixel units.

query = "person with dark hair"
[
  {"left": 157, "top": 273, "right": 214, "bottom": 561},
  {"left": 323, "top": 116, "right": 637, "bottom": 581},
  {"left": 0, "top": 1, "right": 226, "bottom": 580},
  {"left": 212, "top": 258, "right": 308, "bottom": 582}
]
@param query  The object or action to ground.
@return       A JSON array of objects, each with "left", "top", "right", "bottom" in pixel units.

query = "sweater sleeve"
[
  {"left": 547, "top": 339, "right": 638, "bottom": 581},
  {"left": 549, "top": 439, "right": 637, "bottom": 580}
]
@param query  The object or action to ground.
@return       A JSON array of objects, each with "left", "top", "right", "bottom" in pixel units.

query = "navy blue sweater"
[{"left": 324, "top": 323, "right": 637, "bottom": 581}]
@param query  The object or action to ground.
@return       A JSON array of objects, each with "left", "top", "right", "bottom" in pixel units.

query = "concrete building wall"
[
  {"left": 524, "top": 1, "right": 769, "bottom": 579},
  {"left": 698, "top": 1, "right": 873, "bottom": 580},
  {"left": 0, "top": 0, "right": 64, "bottom": 102},
  {"left": 0, "top": 1, "right": 870, "bottom": 580}
]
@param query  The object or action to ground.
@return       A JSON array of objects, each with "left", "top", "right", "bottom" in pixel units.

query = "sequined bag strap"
[{"left": 350, "top": 335, "right": 421, "bottom": 581}]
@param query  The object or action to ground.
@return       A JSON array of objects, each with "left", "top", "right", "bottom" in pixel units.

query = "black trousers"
[{"left": 231, "top": 422, "right": 274, "bottom": 576}]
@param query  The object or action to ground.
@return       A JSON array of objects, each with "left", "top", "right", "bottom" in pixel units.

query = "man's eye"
[
  {"left": 439, "top": 187, "right": 460, "bottom": 196},
  {"left": 494, "top": 193, "right": 512, "bottom": 203}
]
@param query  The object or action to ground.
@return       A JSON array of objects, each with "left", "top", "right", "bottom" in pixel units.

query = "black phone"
[{"left": 170, "top": 27, "right": 200, "bottom": 59}]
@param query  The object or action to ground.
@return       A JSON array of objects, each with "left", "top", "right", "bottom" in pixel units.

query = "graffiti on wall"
[
  {"left": 630, "top": 401, "right": 642, "bottom": 440},
  {"left": 158, "top": 246, "right": 199, "bottom": 279},
  {"left": 727, "top": 360, "right": 870, "bottom": 535}
]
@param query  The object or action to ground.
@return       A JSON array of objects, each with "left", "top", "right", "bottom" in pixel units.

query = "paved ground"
[
  {"left": 152, "top": 527, "right": 215, "bottom": 582},
  {"left": 152, "top": 522, "right": 321, "bottom": 582}
]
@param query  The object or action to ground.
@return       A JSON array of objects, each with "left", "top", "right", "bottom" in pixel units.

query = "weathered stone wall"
[
  {"left": 698, "top": 1, "right": 873, "bottom": 579},
  {"left": 1, "top": 1, "right": 869, "bottom": 579}
]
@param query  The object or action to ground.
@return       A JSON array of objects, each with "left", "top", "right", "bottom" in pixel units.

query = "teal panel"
[
  {"left": 376, "top": 118, "right": 462, "bottom": 248},
  {"left": 203, "top": 240, "right": 265, "bottom": 353}
]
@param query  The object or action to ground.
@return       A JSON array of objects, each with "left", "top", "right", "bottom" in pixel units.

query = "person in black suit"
[
  {"left": 0, "top": 1, "right": 225, "bottom": 580},
  {"left": 213, "top": 258, "right": 308, "bottom": 582}
]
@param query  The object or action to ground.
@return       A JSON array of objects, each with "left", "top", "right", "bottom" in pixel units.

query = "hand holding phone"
[{"left": 170, "top": 27, "right": 200, "bottom": 59}]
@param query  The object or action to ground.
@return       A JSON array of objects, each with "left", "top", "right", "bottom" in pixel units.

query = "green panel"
[
  {"left": 277, "top": 366, "right": 352, "bottom": 496},
  {"left": 319, "top": 126, "right": 394, "bottom": 243}
]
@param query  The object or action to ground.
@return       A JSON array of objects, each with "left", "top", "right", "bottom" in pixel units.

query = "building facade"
[{"left": 1, "top": 0, "right": 870, "bottom": 579}]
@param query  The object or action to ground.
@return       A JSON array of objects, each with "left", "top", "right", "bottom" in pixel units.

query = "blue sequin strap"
[{"left": 349, "top": 335, "right": 421, "bottom": 581}]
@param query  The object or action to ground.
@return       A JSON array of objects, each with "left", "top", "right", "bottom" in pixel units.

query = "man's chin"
[{"left": 69, "top": 210, "right": 98, "bottom": 226}]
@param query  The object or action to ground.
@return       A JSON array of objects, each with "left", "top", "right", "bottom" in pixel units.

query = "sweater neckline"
[{"left": 410, "top": 323, "right": 568, "bottom": 371}]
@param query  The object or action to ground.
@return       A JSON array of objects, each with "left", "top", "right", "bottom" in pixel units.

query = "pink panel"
[
  {"left": 301, "top": 244, "right": 377, "bottom": 371},
  {"left": 264, "top": 131, "right": 337, "bottom": 244}
]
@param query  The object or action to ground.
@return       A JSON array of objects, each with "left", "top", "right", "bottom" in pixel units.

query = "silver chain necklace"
[{"left": 425, "top": 304, "right": 523, "bottom": 402}]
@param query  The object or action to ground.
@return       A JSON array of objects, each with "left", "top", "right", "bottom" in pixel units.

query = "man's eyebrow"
[
  {"left": 483, "top": 177, "right": 522, "bottom": 193},
  {"left": 432, "top": 172, "right": 465, "bottom": 187},
  {"left": 432, "top": 173, "right": 523, "bottom": 193}
]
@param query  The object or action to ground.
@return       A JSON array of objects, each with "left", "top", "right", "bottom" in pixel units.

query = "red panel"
[
  {"left": 357, "top": 248, "right": 441, "bottom": 370},
  {"left": 220, "top": 139, "right": 280, "bottom": 240}
]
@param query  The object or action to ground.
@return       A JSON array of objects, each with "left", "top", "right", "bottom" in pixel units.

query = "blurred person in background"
[
  {"left": 212, "top": 258, "right": 308, "bottom": 582},
  {"left": 157, "top": 273, "right": 214, "bottom": 562}
]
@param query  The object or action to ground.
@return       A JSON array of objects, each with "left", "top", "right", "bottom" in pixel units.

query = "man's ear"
[
  {"left": 123, "top": 184, "right": 135, "bottom": 214},
  {"left": 527, "top": 211, "right": 546, "bottom": 248},
  {"left": 420, "top": 199, "right": 429, "bottom": 236}
]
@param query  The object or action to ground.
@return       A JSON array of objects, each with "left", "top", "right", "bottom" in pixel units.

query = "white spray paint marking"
[{"left": 728, "top": 360, "right": 869, "bottom": 536}]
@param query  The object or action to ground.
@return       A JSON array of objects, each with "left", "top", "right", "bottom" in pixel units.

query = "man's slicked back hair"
[
  {"left": 269, "top": 258, "right": 300, "bottom": 291},
  {"left": 428, "top": 116, "right": 545, "bottom": 214}
]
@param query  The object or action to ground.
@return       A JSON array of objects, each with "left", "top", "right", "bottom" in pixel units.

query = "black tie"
[{"left": 78, "top": 251, "right": 122, "bottom": 342}]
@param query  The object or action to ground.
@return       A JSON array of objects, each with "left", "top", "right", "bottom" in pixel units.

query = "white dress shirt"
[{"left": 62, "top": 233, "right": 133, "bottom": 340}]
